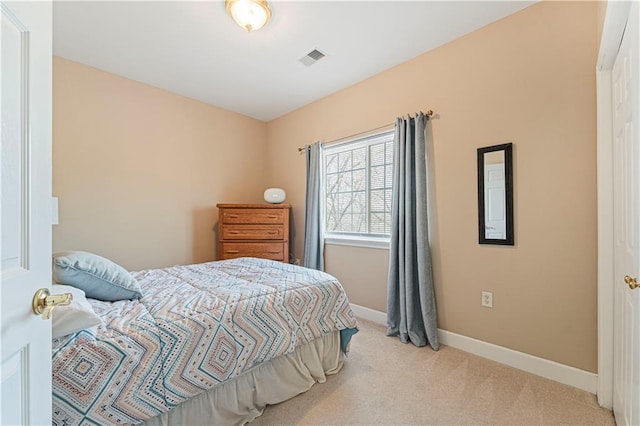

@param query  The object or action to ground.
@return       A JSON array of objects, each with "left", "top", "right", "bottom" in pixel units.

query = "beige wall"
[
  {"left": 53, "top": 57, "right": 267, "bottom": 270},
  {"left": 597, "top": 0, "right": 608, "bottom": 48},
  {"left": 266, "top": 1, "right": 598, "bottom": 372},
  {"left": 325, "top": 245, "right": 390, "bottom": 312}
]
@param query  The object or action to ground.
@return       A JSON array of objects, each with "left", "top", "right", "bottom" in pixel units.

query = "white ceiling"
[{"left": 53, "top": 1, "right": 536, "bottom": 122}]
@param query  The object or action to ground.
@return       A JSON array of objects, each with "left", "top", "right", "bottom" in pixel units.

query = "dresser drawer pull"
[
  {"left": 227, "top": 214, "right": 239, "bottom": 219},
  {"left": 267, "top": 231, "right": 277, "bottom": 234},
  {"left": 225, "top": 250, "right": 240, "bottom": 254},
  {"left": 267, "top": 215, "right": 279, "bottom": 219},
  {"left": 229, "top": 231, "right": 240, "bottom": 234}
]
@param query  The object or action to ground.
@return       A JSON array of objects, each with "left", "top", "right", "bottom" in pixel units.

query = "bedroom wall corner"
[{"left": 53, "top": 57, "right": 268, "bottom": 270}]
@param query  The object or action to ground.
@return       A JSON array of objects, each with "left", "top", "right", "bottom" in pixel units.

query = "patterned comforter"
[{"left": 52, "top": 257, "right": 358, "bottom": 425}]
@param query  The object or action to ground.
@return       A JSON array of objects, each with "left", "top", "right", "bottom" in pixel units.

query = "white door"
[
  {"left": 484, "top": 163, "right": 506, "bottom": 239},
  {"left": 1, "top": 2, "right": 53, "bottom": 425},
  {"left": 612, "top": 2, "right": 640, "bottom": 425}
]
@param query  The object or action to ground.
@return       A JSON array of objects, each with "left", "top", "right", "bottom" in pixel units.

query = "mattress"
[{"left": 52, "top": 257, "right": 358, "bottom": 425}]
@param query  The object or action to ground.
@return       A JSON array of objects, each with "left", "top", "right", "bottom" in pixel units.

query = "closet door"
[{"left": 612, "top": 2, "right": 640, "bottom": 425}]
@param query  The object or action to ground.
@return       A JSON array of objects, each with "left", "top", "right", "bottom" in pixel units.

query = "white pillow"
[{"left": 52, "top": 284, "right": 102, "bottom": 338}]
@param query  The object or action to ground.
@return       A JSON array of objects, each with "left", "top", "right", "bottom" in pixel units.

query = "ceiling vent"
[{"left": 299, "top": 49, "right": 326, "bottom": 67}]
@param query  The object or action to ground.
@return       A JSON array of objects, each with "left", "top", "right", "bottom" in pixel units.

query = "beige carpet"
[{"left": 252, "top": 319, "right": 614, "bottom": 425}]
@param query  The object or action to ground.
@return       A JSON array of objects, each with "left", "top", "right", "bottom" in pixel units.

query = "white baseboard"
[
  {"left": 437, "top": 329, "right": 598, "bottom": 394},
  {"left": 351, "top": 303, "right": 387, "bottom": 325},
  {"left": 350, "top": 303, "right": 598, "bottom": 394}
]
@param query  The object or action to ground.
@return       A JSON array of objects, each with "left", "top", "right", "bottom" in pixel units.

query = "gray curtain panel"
[
  {"left": 303, "top": 142, "right": 324, "bottom": 270},
  {"left": 386, "top": 113, "right": 439, "bottom": 350}
]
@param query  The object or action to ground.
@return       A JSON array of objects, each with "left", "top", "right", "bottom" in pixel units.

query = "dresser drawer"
[
  {"left": 217, "top": 204, "right": 290, "bottom": 263},
  {"left": 219, "top": 242, "right": 284, "bottom": 261},
  {"left": 222, "top": 209, "right": 284, "bottom": 224},
  {"left": 222, "top": 225, "right": 284, "bottom": 240}
]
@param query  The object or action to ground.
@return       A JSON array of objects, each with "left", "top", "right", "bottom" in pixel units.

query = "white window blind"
[{"left": 323, "top": 130, "right": 394, "bottom": 243}]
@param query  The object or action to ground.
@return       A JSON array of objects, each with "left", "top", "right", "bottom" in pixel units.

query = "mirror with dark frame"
[{"left": 477, "top": 143, "right": 514, "bottom": 245}]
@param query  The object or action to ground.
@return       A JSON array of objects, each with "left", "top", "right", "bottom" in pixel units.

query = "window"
[{"left": 323, "top": 130, "right": 394, "bottom": 247}]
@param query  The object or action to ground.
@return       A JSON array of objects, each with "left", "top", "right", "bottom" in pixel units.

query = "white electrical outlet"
[{"left": 481, "top": 291, "right": 493, "bottom": 308}]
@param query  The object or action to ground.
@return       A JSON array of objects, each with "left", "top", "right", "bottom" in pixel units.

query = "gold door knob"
[
  {"left": 32, "top": 288, "right": 73, "bottom": 320},
  {"left": 624, "top": 276, "right": 639, "bottom": 290}
]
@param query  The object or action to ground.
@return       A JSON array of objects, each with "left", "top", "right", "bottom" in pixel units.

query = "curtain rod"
[{"left": 297, "top": 109, "right": 434, "bottom": 153}]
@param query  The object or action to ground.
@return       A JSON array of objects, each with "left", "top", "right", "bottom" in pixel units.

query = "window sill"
[{"left": 324, "top": 235, "right": 390, "bottom": 250}]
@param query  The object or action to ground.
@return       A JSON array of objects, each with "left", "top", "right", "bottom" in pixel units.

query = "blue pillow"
[{"left": 53, "top": 251, "right": 142, "bottom": 301}]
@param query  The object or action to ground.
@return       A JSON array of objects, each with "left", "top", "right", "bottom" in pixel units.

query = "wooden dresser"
[{"left": 217, "top": 203, "right": 291, "bottom": 263}]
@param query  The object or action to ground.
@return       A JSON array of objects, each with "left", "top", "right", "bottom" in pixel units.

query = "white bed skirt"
[{"left": 144, "top": 331, "right": 344, "bottom": 426}]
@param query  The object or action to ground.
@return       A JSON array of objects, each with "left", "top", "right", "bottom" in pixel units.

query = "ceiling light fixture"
[{"left": 225, "top": 0, "right": 272, "bottom": 32}]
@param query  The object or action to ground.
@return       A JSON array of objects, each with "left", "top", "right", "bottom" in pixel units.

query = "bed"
[{"left": 51, "top": 256, "right": 358, "bottom": 425}]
